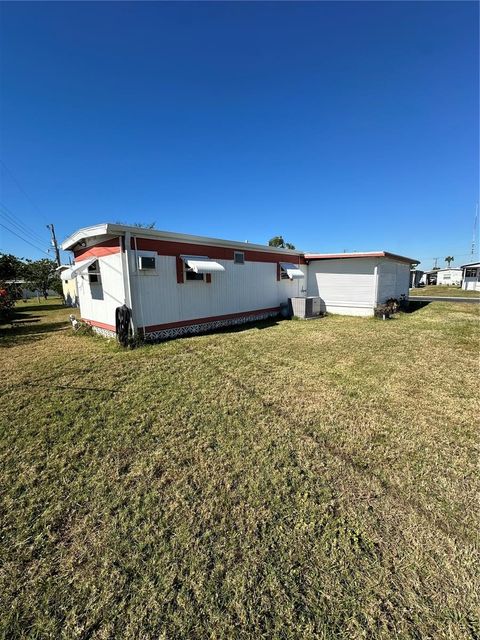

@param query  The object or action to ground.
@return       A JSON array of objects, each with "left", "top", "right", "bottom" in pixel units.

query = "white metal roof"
[
  {"left": 61, "top": 223, "right": 303, "bottom": 256},
  {"left": 304, "top": 251, "right": 419, "bottom": 264}
]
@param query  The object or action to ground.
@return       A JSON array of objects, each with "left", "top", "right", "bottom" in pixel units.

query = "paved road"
[{"left": 410, "top": 296, "right": 480, "bottom": 304}]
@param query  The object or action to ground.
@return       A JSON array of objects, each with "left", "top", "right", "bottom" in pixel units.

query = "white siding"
[
  {"left": 376, "top": 259, "right": 410, "bottom": 303},
  {"left": 128, "top": 251, "right": 307, "bottom": 329},
  {"left": 463, "top": 278, "right": 480, "bottom": 291},
  {"left": 77, "top": 252, "right": 125, "bottom": 327},
  {"left": 436, "top": 269, "right": 462, "bottom": 286},
  {"left": 307, "top": 258, "right": 377, "bottom": 316}
]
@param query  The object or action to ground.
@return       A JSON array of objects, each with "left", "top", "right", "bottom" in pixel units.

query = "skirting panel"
[
  {"left": 324, "top": 304, "right": 374, "bottom": 317},
  {"left": 92, "top": 325, "right": 116, "bottom": 339},
  {"left": 144, "top": 310, "right": 279, "bottom": 342}
]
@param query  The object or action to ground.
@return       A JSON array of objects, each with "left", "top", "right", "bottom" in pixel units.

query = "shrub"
[
  {"left": 0, "top": 285, "right": 15, "bottom": 322},
  {"left": 374, "top": 297, "right": 404, "bottom": 320}
]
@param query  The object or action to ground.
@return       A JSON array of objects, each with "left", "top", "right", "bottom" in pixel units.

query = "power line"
[
  {"left": 0, "top": 212, "right": 48, "bottom": 248},
  {"left": 0, "top": 203, "right": 48, "bottom": 246},
  {"left": 0, "top": 222, "right": 51, "bottom": 256},
  {"left": 0, "top": 160, "right": 49, "bottom": 224}
]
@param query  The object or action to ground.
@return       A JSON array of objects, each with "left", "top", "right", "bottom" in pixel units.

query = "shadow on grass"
[
  {"left": 404, "top": 301, "right": 431, "bottom": 314},
  {"left": 14, "top": 303, "right": 66, "bottom": 313},
  {"left": 212, "top": 317, "right": 280, "bottom": 336},
  {"left": 0, "top": 321, "right": 69, "bottom": 348},
  {"left": 144, "top": 317, "right": 281, "bottom": 345}
]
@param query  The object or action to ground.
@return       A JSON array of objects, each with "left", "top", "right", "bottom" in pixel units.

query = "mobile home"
[
  {"left": 435, "top": 268, "right": 463, "bottom": 286},
  {"left": 460, "top": 262, "right": 480, "bottom": 292},
  {"left": 61, "top": 224, "right": 418, "bottom": 340}
]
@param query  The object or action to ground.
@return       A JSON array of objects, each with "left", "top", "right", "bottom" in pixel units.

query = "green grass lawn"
[
  {"left": 1, "top": 299, "right": 479, "bottom": 639},
  {"left": 410, "top": 284, "right": 480, "bottom": 297}
]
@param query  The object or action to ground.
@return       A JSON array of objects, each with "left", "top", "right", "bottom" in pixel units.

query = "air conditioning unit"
[
  {"left": 138, "top": 256, "right": 156, "bottom": 270},
  {"left": 289, "top": 296, "right": 322, "bottom": 318}
]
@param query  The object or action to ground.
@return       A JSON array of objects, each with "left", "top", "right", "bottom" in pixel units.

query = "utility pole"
[
  {"left": 46, "top": 223, "right": 61, "bottom": 266},
  {"left": 472, "top": 202, "right": 479, "bottom": 258},
  {"left": 433, "top": 257, "right": 438, "bottom": 269}
]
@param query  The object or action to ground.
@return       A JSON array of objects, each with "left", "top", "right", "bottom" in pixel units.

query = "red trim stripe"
[
  {"left": 74, "top": 238, "right": 121, "bottom": 260},
  {"left": 131, "top": 237, "right": 305, "bottom": 265},
  {"left": 143, "top": 307, "right": 280, "bottom": 333},
  {"left": 176, "top": 256, "right": 184, "bottom": 283},
  {"left": 82, "top": 319, "right": 116, "bottom": 332}
]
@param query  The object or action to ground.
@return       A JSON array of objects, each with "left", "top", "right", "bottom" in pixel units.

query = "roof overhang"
[
  {"left": 460, "top": 262, "right": 480, "bottom": 269},
  {"left": 61, "top": 224, "right": 111, "bottom": 251},
  {"left": 304, "top": 251, "right": 419, "bottom": 265}
]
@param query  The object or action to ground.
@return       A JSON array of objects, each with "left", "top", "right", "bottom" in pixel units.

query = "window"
[
  {"left": 88, "top": 260, "right": 101, "bottom": 284},
  {"left": 279, "top": 262, "right": 305, "bottom": 280},
  {"left": 185, "top": 264, "right": 204, "bottom": 281},
  {"left": 465, "top": 268, "right": 478, "bottom": 278},
  {"left": 138, "top": 256, "right": 156, "bottom": 270},
  {"left": 234, "top": 251, "right": 245, "bottom": 264},
  {"left": 181, "top": 256, "right": 225, "bottom": 282}
]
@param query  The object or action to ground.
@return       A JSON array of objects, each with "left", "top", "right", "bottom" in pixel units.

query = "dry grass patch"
[{"left": 1, "top": 299, "right": 479, "bottom": 639}]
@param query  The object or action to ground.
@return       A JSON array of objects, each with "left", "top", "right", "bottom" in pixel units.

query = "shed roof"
[{"left": 304, "top": 251, "right": 419, "bottom": 265}]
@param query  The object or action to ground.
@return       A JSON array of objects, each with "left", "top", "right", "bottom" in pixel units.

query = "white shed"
[
  {"left": 305, "top": 252, "right": 415, "bottom": 317},
  {"left": 435, "top": 268, "right": 463, "bottom": 286}
]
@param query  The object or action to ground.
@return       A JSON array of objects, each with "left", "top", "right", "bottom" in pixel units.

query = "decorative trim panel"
[
  {"left": 91, "top": 325, "right": 116, "bottom": 339},
  {"left": 144, "top": 309, "right": 279, "bottom": 342}
]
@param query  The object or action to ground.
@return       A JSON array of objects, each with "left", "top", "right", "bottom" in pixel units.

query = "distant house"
[
  {"left": 460, "top": 262, "right": 480, "bottom": 292},
  {"left": 435, "top": 268, "right": 463, "bottom": 286},
  {"left": 420, "top": 270, "right": 438, "bottom": 286},
  {"left": 60, "top": 223, "right": 418, "bottom": 340},
  {"left": 56, "top": 266, "right": 79, "bottom": 306},
  {"left": 4, "top": 279, "right": 57, "bottom": 299},
  {"left": 410, "top": 269, "right": 424, "bottom": 288}
]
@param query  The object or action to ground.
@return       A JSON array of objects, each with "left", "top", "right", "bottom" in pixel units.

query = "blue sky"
[{"left": 0, "top": 1, "right": 478, "bottom": 268}]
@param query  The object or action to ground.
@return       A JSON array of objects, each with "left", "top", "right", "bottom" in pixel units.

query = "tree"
[
  {"left": 115, "top": 221, "right": 157, "bottom": 229},
  {"left": 133, "top": 222, "right": 156, "bottom": 229},
  {"left": 0, "top": 253, "right": 26, "bottom": 319},
  {"left": 445, "top": 256, "right": 454, "bottom": 267},
  {"left": 24, "top": 258, "right": 62, "bottom": 298},
  {"left": 0, "top": 253, "right": 25, "bottom": 281},
  {"left": 268, "top": 235, "right": 296, "bottom": 250}
]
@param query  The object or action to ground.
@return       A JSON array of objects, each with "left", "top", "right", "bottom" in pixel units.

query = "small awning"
[
  {"left": 280, "top": 262, "right": 305, "bottom": 279},
  {"left": 60, "top": 257, "right": 96, "bottom": 281},
  {"left": 182, "top": 255, "right": 225, "bottom": 274}
]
